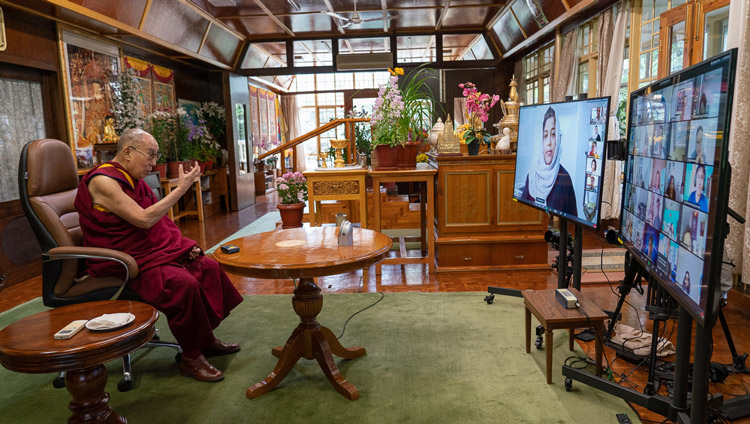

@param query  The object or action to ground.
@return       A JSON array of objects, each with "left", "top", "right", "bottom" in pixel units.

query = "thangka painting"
[
  {"left": 249, "top": 86, "right": 261, "bottom": 150},
  {"left": 258, "top": 88, "right": 269, "bottom": 150},
  {"left": 153, "top": 82, "right": 175, "bottom": 111},
  {"left": 123, "top": 56, "right": 154, "bottom": 117},
  {"left": 59, "top": 27, "right": 120, "bottom": 169},
  {"left": 267, "top": 94, "right": 278, "bottom": 145}
]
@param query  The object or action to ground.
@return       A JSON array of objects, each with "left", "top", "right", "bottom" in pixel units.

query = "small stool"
[{"left": 522, "top": 288, "right": 608, "bottom": 384}]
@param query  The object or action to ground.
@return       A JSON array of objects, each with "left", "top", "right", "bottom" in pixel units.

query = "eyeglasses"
[{"left": 129, "top": 146, "right": 161, "bottom": 162}]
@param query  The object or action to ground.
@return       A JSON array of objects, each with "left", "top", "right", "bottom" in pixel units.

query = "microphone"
[{"left": 605, "top": 229, "right": 621, "bottom": 245}]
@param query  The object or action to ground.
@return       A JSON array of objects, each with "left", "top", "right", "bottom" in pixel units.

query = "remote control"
[
  {"left": 615, "top": 413, "right": 632, "bottom": 424},
  {"left": 53, "top": 320, "right": 88, "bottom": 340}
]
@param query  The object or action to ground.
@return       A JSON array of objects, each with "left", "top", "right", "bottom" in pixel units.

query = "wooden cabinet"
[
  {"left": 431, "top": 154, "right": 549, "bottom": 271},
  {"left": 201, "top": 167, "right": 230, "bottom": 218}
]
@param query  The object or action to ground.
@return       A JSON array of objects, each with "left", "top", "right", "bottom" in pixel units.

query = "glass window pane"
[
  {"left": 655, "top": 0, "right": 668, "bottom": 16},
  {"left": 703, "top": 6, "right": 730, "bottom": 60},
  {"left": 355, "top": 72, "right": 374, "bottom": 89},
  {"left": 242, "top": 42, "right": 287, "bottom": 69},
  {"left": 339, "top": 37, "right": 390, "bottom": 54},
  {"left": 297, "top": 93, "right": 315, "bottom": 107},
  {"left": 293, "top": 40, "right": 333, "bottom": 67},
  {"left": 335, "top": 73, "right": 354, "bottom": 90},
  {"left": 297, "top": 74, "right": 315, "bottom": 91},
  {"left": 443, "top": 34, "right": 493, "bottom": 61},
  {"left": 397, "top": 35, "right": 436, "bottom": 63},
  {"left": 374, "top": 71, "right": 389, "bottom": 87},
  {"left": 652, "top": 49, "right": 659, "bottom": 77},
  {"left": 639, "top": 52, "right": 651, "bottom": 80},
  {"left": 543, "top": 77, "right": 550, "bottom": 104},
  {"left": 669, "top": 21, "right": 686, "bottom": 74},
  {"left": 643, "top": 0, "right": 655, "bottom": 21},
  {"left": 317, "top": 92, "right": 336, "bottom": 106},
  {"left": 641, "top": 24, "right": 653, "bottom": 51}
]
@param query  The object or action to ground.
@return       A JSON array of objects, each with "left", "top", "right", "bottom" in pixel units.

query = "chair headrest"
[{"left": 26, "top": 139, "right": 80, "bottom": 197}]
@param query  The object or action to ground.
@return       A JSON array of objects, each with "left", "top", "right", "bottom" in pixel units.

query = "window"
[
  {"left": 630, "top": 0, "right": 684, "bottom": 90},
  {"left": 523, "top": 43, "right": 553, "bottom": 105},
  {"left": 396, "top": 35, "right": 436, "bottom": 63},
  {"left": 577, "top": 19, "right": 599, "bottom": 98}
]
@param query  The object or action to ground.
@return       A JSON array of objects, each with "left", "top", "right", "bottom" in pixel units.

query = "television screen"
[
  {"left": 512, "top": 97, "right": 611, "bottom": 228},
  {"left": 619, "top": 49, "right": 737, "bottom": 323}
]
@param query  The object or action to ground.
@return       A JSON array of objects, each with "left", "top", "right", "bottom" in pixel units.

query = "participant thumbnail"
[
  {"left": 651, "top": 123, "right": 669, "bottom": 159},
  {"left": 664, "top": 161, "right": 684, "bottom": 201},
  {"left": 587, "top": 157, "right": 600, "bottom": 177},
  {"left": 634, "top": 186, "right": 650, "bottom": 221},
  {"left": 588, "top": 140, "right": 602, "bottom": 158},
  {"left": 591, "top": 124, "right": 604, "bottom": 142},
  {"left": 642, "top": 224, "right": 660, "bottom": 265},
  {"left": 676, "top": 246, "right": 704, "bottom": 305},
  {"left": 636, "top": 157, "right": 652, "bottom": 189},
  {"left": 687, "top": 117, "right": 718, "bottom": 165},
  {"left": 669, "top": 121, "right": 689, "bottom": 161},
  {"left": 693, "top": 68, "right": 722, "bottom": 118},
  {"left": 662, "top": 199, "right": 681, "bottom": 241},
  {"left": 668, "top": 240, "right": 680, "bottom": 283},
  {"left": 672, "top": 79, "right": 695, "bottom": 122},
  {"left": 656, "top": 233, "right": 671, "bottom": 277},
  {"left": 646, "top": 192, "right": 663, "bottom": 230},
  {"left": 591, "top": 106, "right": 607, "bottom": 125},
  {"left": 650, "top": 159, "right": 666, "bottom": 194},
  {"left": 586, "top": 174, "right": 600, "bottom": 192},
  {"left": 684, "top": 163, "right": 713, "bottom": 213}
]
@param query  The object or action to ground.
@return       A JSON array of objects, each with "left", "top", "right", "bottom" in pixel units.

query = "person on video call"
[
  {"left": 682, "top": 271, "right": 691, "bottom": 295},
  {"left": 650, "top": 169, "right": 661, "bottom": 192},
  {"left": 589, "top": 141, "right": 597, "bottom": 157},
  {"left": 652, "top": 125, "right": 665, "bottom": 157},
  {"left": 646, "top": 235, "right": 658, "bottom": 263},
  {"left": 691, "top": 126, "right": 706, "bottom": 164},
  {"left": 687, "top": 164, "right": 709, "bottom": 212},
  {"left": 520, "top": 107, "right": 578, "bottom": 216},
  {"left": 594, "top": 125, "right": 601, "bottom": 141},
  {"left": 665, "top": 175, "right": 677, "bottom": 200},
  {"left": 590, "top": 159, "right": 598, "bottom": 174}
]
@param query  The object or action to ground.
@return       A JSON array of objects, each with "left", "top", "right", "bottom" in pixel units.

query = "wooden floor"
[{"left": 2, "top": 191, "right": 750, "bottom": 423}]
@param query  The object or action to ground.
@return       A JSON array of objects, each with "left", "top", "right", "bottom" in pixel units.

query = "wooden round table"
[
  {"left": 213, "top": 226, "right": 392, "bottom": 400},
  {"left": 0, "top": 300, "right": 159, "bottom": 423}
]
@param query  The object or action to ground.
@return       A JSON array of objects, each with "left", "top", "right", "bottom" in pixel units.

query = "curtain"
[
  {"left": 453, "top": 97, "right": 467, "bottom": 127},
  {"left": 726, "top": 1, "right": 750, "bottom": 284},
  {"left": 599, "top": 2, "right": 629, "bottom": 220},
  {"left": 552, "top": 28, "right": 579, "bottom": 103},
  {"left": 280, "top": 95, "right": 304, "bottom": 172},
  {"left": 0, "top": 78, "right": 46, "bottom": 202}
]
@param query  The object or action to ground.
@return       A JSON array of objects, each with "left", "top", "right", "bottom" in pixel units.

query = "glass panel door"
[
  {"left": 657, "top": 3, "right": 690, "bottom": 79},
  {"left": 699, "top": 0, "right": 730, "bottom": 61},
  {"left": 236, "top": 104, "right": 249, "bottom": 175}
]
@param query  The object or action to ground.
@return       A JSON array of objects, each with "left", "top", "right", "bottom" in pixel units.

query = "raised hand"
[{"left": 177, "top": 161, "right": 201, "bottom": 192}]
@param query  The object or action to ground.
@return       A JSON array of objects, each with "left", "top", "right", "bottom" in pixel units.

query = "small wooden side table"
[
  {"left": 0, "top": 300, "right": 158, "bottom": 423},
  {"left": 370, "top": 166, "right": 437, "bottom": 274},
  {"left": 522, "top": 288, "right": 608, "bottom": 384},
  {"left": 303, "top": 168, "right": 368, "bottom": 228},
  {"left": 160, "top": 177, "right": 204, "bottom": 222}
]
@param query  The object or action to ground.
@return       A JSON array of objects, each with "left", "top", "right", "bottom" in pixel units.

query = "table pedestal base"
[
  {"left": 66, "top": 365, "right": 126, "bottom": 423},
  {"left": 246, "top": 277, "right": 366, "bottom": 400}
]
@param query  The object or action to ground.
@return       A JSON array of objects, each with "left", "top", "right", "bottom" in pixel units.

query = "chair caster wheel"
[
  {"left": 565, "top": 378, "right": 573, "bottom": 392},
  {"left": 484, "top": 294, "right": 494, "bottom": 304},
  {"left": 117, "top": 380, "right": 133, "bottom": 392},
  {"left": 175, "top": 353, "right": 182, "bottom": 363},
  {"left": 52, "top": 376, "right": 65, "bottom": 389}
]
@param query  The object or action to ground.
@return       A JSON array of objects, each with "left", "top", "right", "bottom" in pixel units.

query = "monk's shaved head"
[{"left": 117, "top": 128, "right": 150, "bottom": 153}]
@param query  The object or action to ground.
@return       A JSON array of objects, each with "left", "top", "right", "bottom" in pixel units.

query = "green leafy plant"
[{"left": 112, "top": 68, "right": 144, "bottom": 135}]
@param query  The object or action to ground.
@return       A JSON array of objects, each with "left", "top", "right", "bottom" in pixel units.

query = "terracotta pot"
[
  {"left": 204, "top": 160, "right": 214, "bottom": 172},
  {"left": 277, "top": 202, "right": 305, "bottom": 229},
  {"left": 198, "top": 162, "right": 208, "bottom": 173},
  {"left": 153, "top": 164, "right": 167, "bottom": 179},
  {"left": 372, "top": 145, "right": 399, "bottom": 171},
  {"left": 396, "top": 142, "right": 420, "bottom": 169},
  {"left": 167, "top": 161, "right": 182, "bottom": 178}
]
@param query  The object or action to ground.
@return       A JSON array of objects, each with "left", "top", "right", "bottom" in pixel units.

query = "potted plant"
[
  {"left": 276, "top": 171, "right": 308, "bottom": 229},
  {"left": 370, "top": 66, "right": 437, "bottom": 170},
  {"left": 458, "top": 81, "right": 500, "bottom": 156},
  {"left": 146, "top": 110, "right": 181, "bottom": 178}
]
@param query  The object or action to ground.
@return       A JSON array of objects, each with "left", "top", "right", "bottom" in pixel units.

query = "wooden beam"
[
  {"left": 502, "top": 0, "right": 596, "bottom": 59},
  {"left": 435, "top": 0, "right": 452, "bottom": 31},
  {"left": 139, "top": 0, "right": 152, "bottom": 30},
  {"left": 215, "top": 3, "right": 507, "bottom": 19},
  {"left": 252, "top": 0, "right": 295, "bottom": 36}
]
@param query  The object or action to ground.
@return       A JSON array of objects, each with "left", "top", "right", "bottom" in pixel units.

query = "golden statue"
[
  {"left": 102, "top": 115, "right": 118, "bottom": 144},
  {"left": 436, "top": 114, "right": 462, "bottom": 156}
]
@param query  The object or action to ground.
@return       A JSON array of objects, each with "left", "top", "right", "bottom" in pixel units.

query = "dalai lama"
[{"left": 74, "top": 128, "right": 243, "bottom": 383}]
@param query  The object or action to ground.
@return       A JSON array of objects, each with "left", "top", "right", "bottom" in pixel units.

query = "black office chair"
[{"left": 18, "top": 138, "right": 182, "bottom": 392}]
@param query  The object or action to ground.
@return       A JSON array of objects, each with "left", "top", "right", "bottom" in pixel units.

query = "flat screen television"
[
  {"left": 619, "top": 49, "right": 737, "bottom": 324},
  {"left": 513, "top": 97, "right": 611, "bottom": 229}
]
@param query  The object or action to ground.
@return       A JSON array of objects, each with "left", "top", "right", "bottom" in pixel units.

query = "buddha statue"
[{"left": 102, "top": 115, "right": 118, "bottom": 144}]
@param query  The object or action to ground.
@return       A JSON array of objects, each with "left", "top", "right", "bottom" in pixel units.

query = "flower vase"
[
  {"left": 467, "top": 140, "right": 480, "bottom": 156},
  {"left": 153, "top": 164, "right": 167, "bottom": 179},
  {"left": 372, "top": 145, "right": 399, "bottom": 171},
  {"left": 396, "top": 142, "right": 420, "bottom": 169},
  {"left": 277, "top": 202, "right": 305, "bottom": 229}
]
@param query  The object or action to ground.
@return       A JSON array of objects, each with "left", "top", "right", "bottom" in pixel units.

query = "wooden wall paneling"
[
  {"left": 496, "top": 169, "right": 545, "bottom": 228},
  {"left": 0, "top": 6, "right": 59, "bottom": 71},
  {"left": 69, "top": 0, "right": 149, "bottom": 28},
  {"left": 444, "top": 170, "right": 491, "bottom": 228},
  {"left": 0, "top": 200, "right": 41, "bottom": 286},
  {"left": 141, "top": 0, "right": 208, "bottom": 53},
  {"left": 223, "top": 71, "right": 255, "bottom": 210}
]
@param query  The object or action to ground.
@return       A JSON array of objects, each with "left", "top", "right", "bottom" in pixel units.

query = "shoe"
[
  {"left": 179, "top": 355, "right": 224, "bottom": 382},
  {"left": 202, "top": 339, "right": 241, "bottom": 356}
]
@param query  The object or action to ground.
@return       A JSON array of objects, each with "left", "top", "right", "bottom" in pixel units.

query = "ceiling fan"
[{"left": 321, "top": 0, "right": 397, "bottom": 28}]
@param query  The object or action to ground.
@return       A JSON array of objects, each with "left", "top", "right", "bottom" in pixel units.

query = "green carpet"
[
  {"left": 206, "top": 211, "right": 281, "bottom": 254},
  {"left": 0, "top": 292, "right": 640, "bottom": 423}
]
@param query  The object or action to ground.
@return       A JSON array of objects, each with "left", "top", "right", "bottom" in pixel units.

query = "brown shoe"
[
  {"left": 179, "top": 355, "right": 224, "bottom": 382},
  {"left": 202, "top": 339, "right": 241, "bottom": 356}
]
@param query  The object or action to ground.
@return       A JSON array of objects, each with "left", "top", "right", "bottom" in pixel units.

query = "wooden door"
[
  {"left": 693, "top": 0, "right": 730, "bottom": 64},
  {"left": 223, "top": 72, "right": 255, "bottom": 210},
  {"left": 658, "top": 3, "right": 693, "bottom": 79}
]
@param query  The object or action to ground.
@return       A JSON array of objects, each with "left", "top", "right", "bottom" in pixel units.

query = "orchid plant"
[
  {"left": 371, "top": 66, "right": 437, "bottom": 148},
  {"left": 276, "top": 171, "right": 308, "bottom": 205},
  {"left": 459, "top": 81, "right": 500, "bottom": 145}
]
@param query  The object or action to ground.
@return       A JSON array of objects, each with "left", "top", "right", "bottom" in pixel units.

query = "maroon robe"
[{"left": 74, "top": 162, "right": 243, "bottom": 353}]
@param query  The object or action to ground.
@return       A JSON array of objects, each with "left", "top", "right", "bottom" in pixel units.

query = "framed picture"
[
  {"left": 153, "top": 81, "right": 175, "bottom": 111},
  {"left": 58, "top": 25, "right": 121, "bottom": 170},
  {"left": 0, "top": 7, "right": 6, "bottom": 52}
]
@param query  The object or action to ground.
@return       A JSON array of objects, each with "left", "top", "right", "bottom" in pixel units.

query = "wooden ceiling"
[{"left": 1, "top": 0, "right": 611, "bottom": 73}]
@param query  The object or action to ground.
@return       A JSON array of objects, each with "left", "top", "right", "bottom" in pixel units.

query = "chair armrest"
[{"left": 47, "top": 246, "right": 139, "bottom": 280}]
